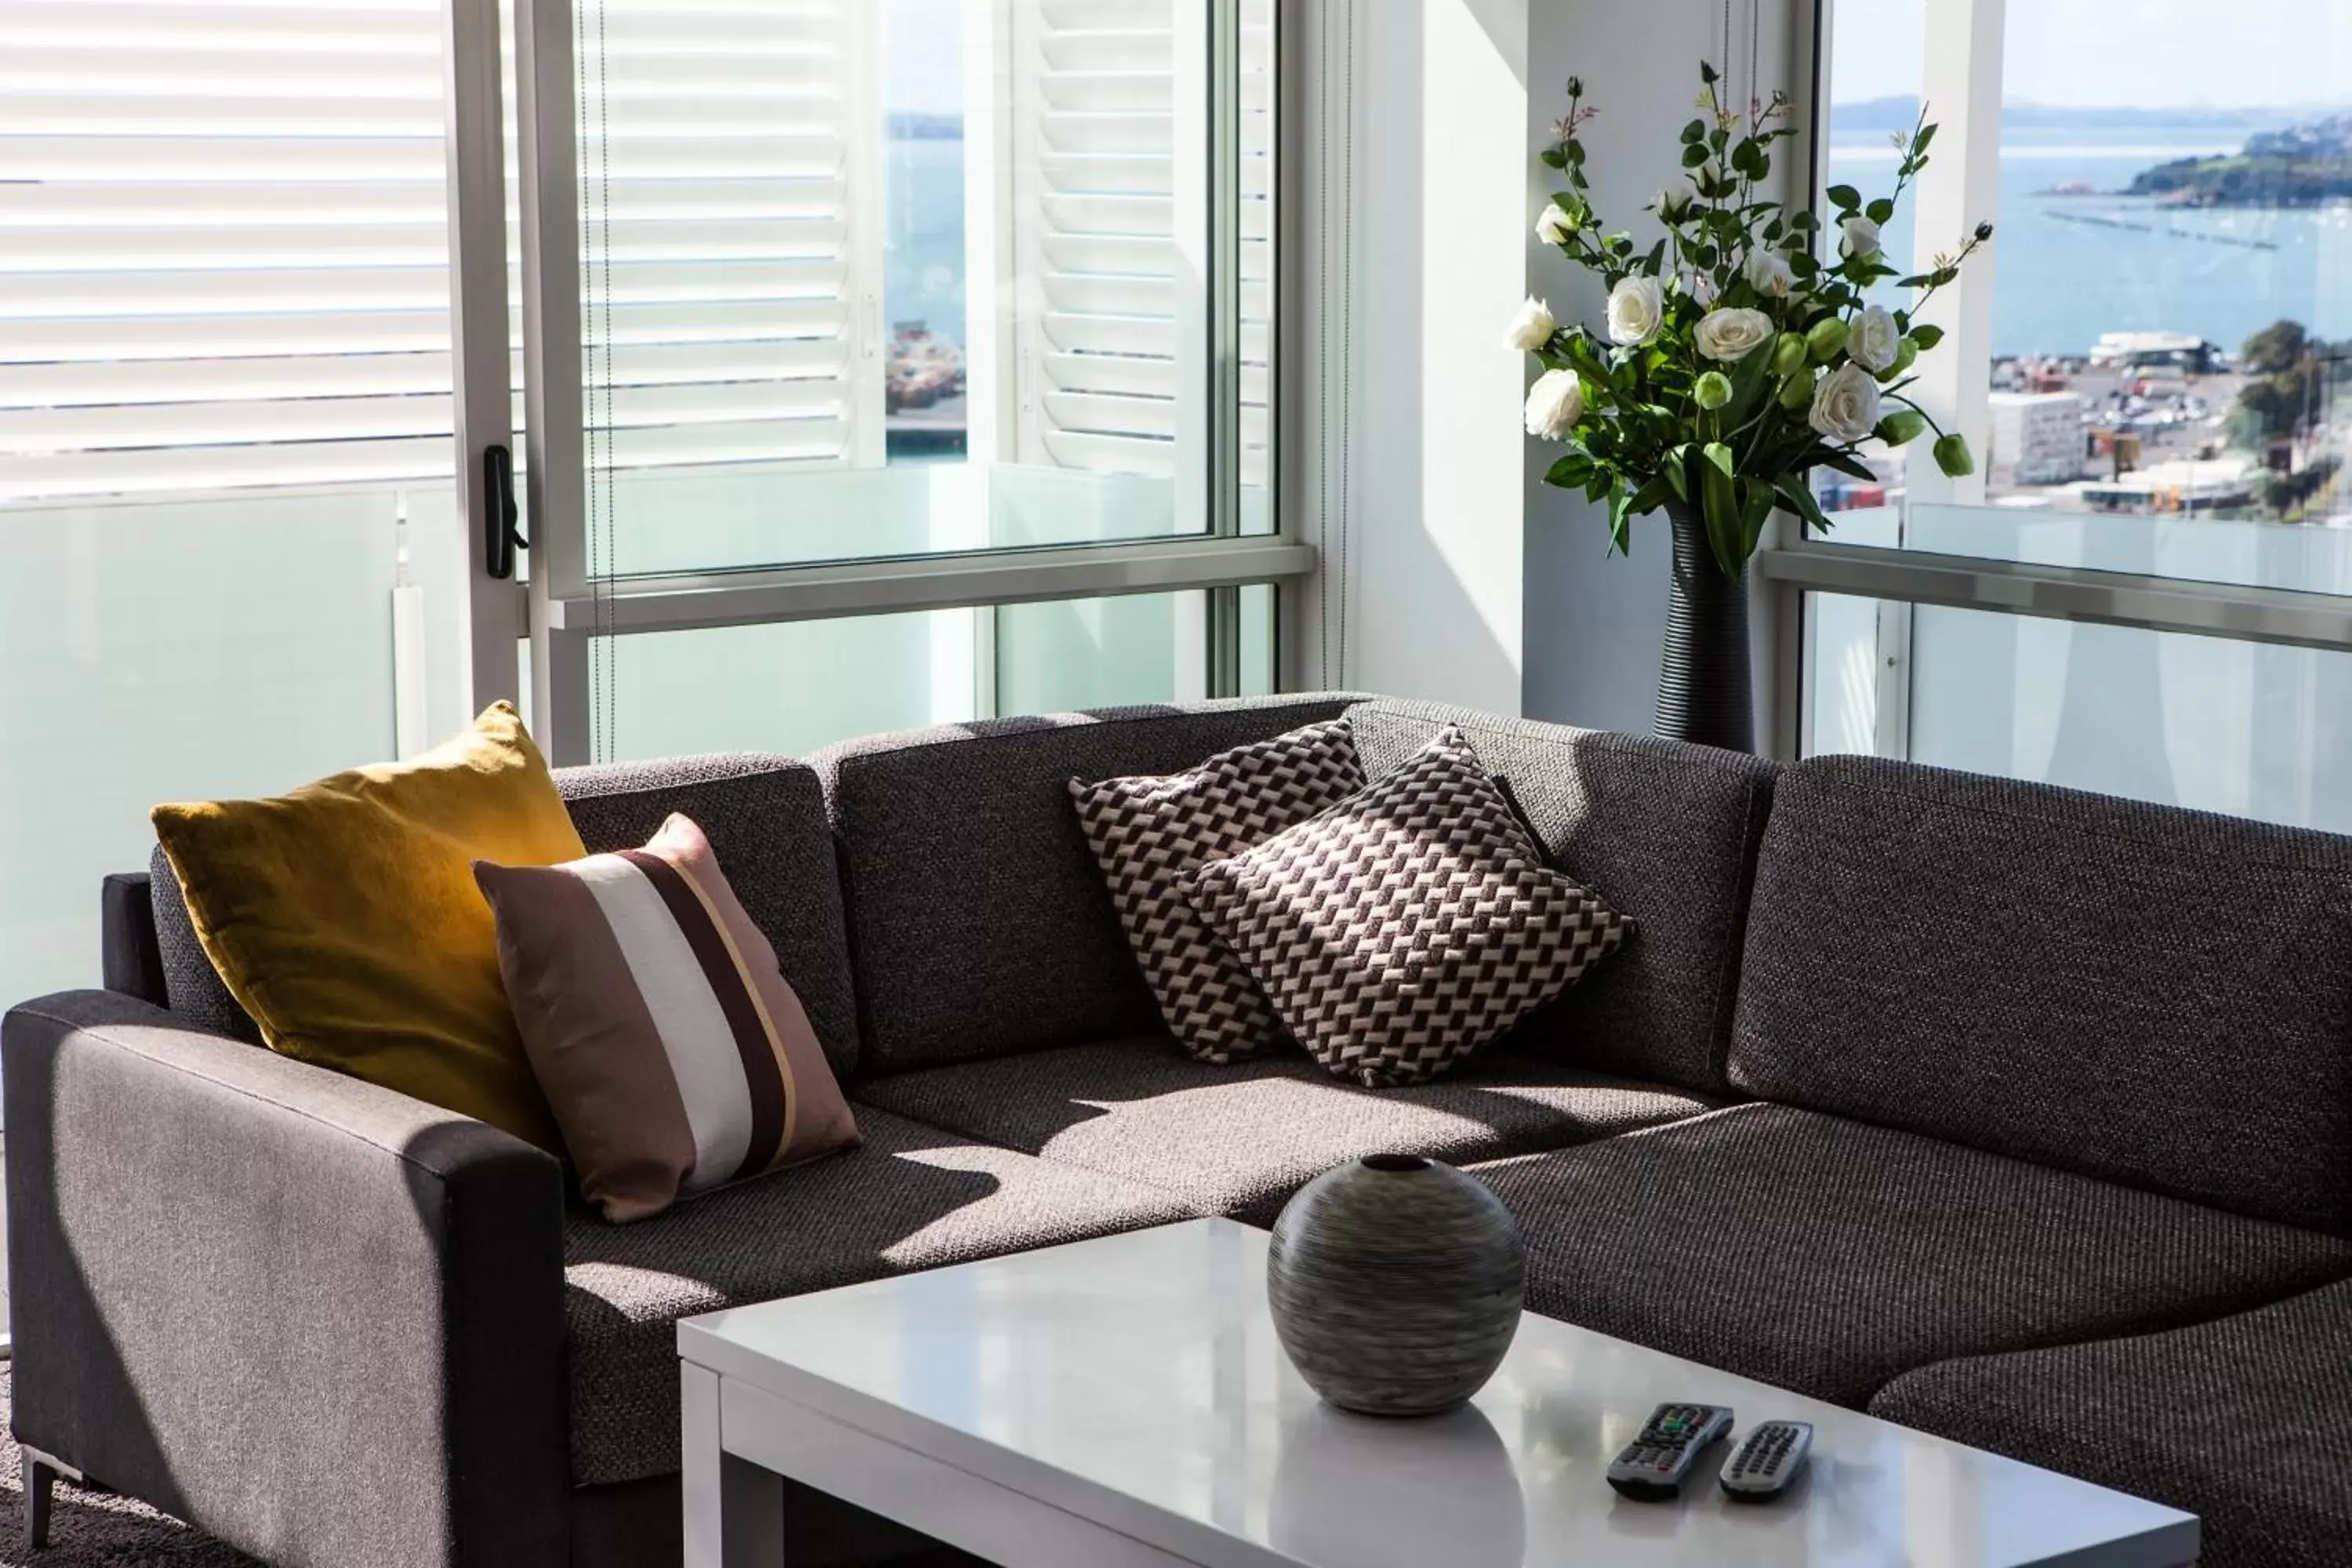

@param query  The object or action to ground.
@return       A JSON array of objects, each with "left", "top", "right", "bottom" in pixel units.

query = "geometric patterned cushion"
[
  {"left": 1186, "top": 727, "right": 1632, "bottom": 1087},
  {"left": 1069, "top": 720, "right": 1367, "bottom": 1064}
]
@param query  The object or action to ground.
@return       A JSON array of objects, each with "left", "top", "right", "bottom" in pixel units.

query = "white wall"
[
  {"left": 1520, "top": 0, "right": 1802, "bottom": 732},
  {"left": 1339, "top": 0, "right": 1530, "bottom": 713}
]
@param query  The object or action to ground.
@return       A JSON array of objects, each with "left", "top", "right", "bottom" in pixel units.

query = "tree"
[{"left": 2234, "top": 319, "right": 2340, "bottom": 447}]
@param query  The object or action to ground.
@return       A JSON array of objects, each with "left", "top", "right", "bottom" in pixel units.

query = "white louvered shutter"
[
  {"left": 577, "top": 0, "right": 885, "bottom": 476},
  {"left": 0, "top": 0, "right": 459, "bottom": 504},
  {"left": 1008, "top": 0, "right": 1270, "bottom": 490}
]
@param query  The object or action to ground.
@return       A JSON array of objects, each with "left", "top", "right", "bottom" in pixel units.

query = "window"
[
  {"left": 528, "top": 0, "right": 1301, "bottom": 761},
  {"left": 0, "top": 0, "right": 1307, "bottom": 1003},
  {"left": 0, "top": 0, "right": 481, "bottom": 1004},
  {"left": 1774, "top": 0, "right": 2352, "bottom": 818}
]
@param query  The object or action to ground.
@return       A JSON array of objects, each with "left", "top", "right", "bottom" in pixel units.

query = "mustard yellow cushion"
[{"left": 151, "top": 702, "right": 586, "bottom": 1148}]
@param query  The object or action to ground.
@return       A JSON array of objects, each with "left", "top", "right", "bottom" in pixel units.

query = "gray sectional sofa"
[{"left": 7, "top": 692, "right": 2352, "bottom": 1568}]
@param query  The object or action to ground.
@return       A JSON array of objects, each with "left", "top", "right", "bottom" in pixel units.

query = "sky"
[
  {"left": 887, "top": 0, "right": 964, "bottom": 114},
  {"left": 1832, "top": 0, "right": 2352, "bottom": 110}
]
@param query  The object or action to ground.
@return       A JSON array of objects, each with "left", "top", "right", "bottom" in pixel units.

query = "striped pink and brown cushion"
[{"left": 475, "top": 813, "right": 859, "bottom": 1221}]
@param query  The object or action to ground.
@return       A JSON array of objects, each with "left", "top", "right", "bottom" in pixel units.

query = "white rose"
[
  {"left": 1505, "top": 295, "right": 1556, "bottom": 353},
  {"left": 1693, "top": 307, "right": 1775, "bottom": 363},
  {"left": 1687, "top": 270, "right": 1716, "bottom": 307},
  {"left": 1606, "top": 274, "right": 1664, "bottom": 346},
  {"left": 1839, "top": 214, "right": 1882, "bottom": 260},
  {"left": 1742, "top": 249, "right": 1796, "bottom": 299},
  {"left": 1536, "top": 204, "right": 1573, "bottom": 245},
  {"left": 1808, "top": 362, "right": 1884, "bottom": 444},
  {"left": 1653, "top": 176, "right": 1698, "bottom": 217},
  {"left": 1695, "top": 155, "right": 1723, "bottom": 187},
  {"left": 1848, "top": 304, "right": 1900, "bottom": 373},
  {"left": 1523, "top": 368, "right": 1585, "bottom": 440}
]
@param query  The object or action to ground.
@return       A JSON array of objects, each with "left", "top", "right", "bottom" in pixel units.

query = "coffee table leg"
[{"left": 684, "top": 1363, "right": 787, "bottom": 1567}]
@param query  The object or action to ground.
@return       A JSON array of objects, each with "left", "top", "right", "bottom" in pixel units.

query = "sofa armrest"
[{"left": 2, "top": 992, "right": 570, "bottom": 1568}]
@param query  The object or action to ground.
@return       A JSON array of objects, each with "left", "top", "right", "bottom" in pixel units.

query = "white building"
[{"left": 1989, "top": 392, "right": 2087, "bottom": 486}]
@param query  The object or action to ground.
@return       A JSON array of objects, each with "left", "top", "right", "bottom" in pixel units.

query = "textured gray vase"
[{"left": 1266, "top": 1154, "right": 1526, "bottom": 1417}]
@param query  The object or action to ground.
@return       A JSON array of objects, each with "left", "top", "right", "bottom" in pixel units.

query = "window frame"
[
  {"left": 1757, "top": 0, "right": 2352, "bottom": 762},
  {"left": 448, "top": 0, "right": 1307, "bottom": 764}
]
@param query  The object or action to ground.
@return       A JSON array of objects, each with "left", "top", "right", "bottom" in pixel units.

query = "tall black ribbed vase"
[{"left": 1654, "top": 501, "right": 1755, "bottom": 753}]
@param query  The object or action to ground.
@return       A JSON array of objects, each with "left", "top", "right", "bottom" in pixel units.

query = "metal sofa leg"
[
  {"left": 21, "top": 1447, "right": 82, "bottom": 1554},
  {"left": 25, "top": 1454, "right": 55, "bottom": 1552}
]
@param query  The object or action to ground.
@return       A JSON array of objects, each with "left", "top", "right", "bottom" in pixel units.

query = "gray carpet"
[{"left": 0, "top": 1369, "right": 258, "bottom": 1566}]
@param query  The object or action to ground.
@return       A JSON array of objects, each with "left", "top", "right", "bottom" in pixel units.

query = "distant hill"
[
  {"left": 888, "top": 113, "right": 963, "bottom": 141},
  {"left": 2127, "top": 114, "right": 2352, "bottom": 205},
  {"left": 1831, "top": 96, "right": 2307, "bottom": 135}
]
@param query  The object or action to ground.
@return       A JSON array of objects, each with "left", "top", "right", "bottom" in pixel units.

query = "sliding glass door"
[{"left": 492, "top": 0, "right": 1296, "bottom": 764}]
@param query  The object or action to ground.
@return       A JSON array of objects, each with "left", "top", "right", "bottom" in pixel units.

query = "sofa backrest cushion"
[
  {"left": 146, "top": 753, "right": 862, "bottom": 1079},
  {"left": 1344, "top": 700, "right": 1777, "bottom": 1094},
  {"left": 1730, "top": 755, "right": 2352, "bottom": 1236},
  {"left": 814, "top": 695, "right": 1361, "bottom": 1075}
]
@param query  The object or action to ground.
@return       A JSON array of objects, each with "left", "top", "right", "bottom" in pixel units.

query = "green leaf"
[
  {"left": 1663, "top": 444, "right": 1693, "bottom": 502},
  {"left": 1682, "top": 142, "right": 1711, "bottom": 169},
  {"left": 1701, "top": 441, "right": 1736, "bottom": 479},
  {"left": 1644, "top": 238, "right": 1668, "bottom": 276},
  {"left": 1910, "top": 322, "right": 1946, "bottom": 350},
  {"left": 1700, "top": 459, "right": 1744, "bottom": 579},
  {"left": 1866, "top": 197, "right": 1895, "bottom": 224},
  {"left": 1545, "top": 452, "right": 1596, "bottom": 488},
  {"left": 1827, "top": 183, "right": 1861, "bottom": 212},
  {"left": 1816, "top": 448, "right": 1878, "bottom": 482},
  {"left": 1628, "top": 474, "right": 1673, "bottom": 515},
  {"left": 1681, "top": 118, "right": 1708, "bottom": 144},
  {"left": 1540, "top": 149, "right": 1566, "bottom": 169},
  {"left": 1606, "top": 477, "right": 1633, "bottom": 556},
  {"left": 1773, "top": 474, "right": 1832, "bottom": 534},
  {"left": 1566, "top": 140, "right": 1587, "bottom": 166},
  {"left": 1912, "top": 122, "right": 1938, "bottom": 154}
]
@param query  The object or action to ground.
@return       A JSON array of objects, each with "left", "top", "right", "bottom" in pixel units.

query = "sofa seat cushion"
[
  {"left": 1468, "top": 1104, "right": 2352, "bottom": 1408},
  {"left": 851, "top": 1036, "right": 1719, "bottom": 1225},
  {"left": 1869, "top": 1280, "right": 2352, "bottom": 1568},
  {"left": 561, "top": 1107, "right": 1193, "bottom": 1486}
]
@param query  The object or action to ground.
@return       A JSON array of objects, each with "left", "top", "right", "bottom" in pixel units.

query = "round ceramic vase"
[{"left": 1265, "top": 1154, "right": 1527, "bottom": 1417}]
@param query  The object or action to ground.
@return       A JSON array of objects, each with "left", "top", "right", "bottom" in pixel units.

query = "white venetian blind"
[
  {"left": 1012, "top": 0, "right": 1270, "bottom": 488},
  {"left": 0, "top": 0, "right": 459, "bottom": 504},
  {"left": 576, "top": 0, "right": 883, "bottom": 475}
]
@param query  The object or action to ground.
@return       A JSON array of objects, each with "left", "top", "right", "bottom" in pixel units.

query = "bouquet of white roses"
[{"left": 1516, "top": 63, "right": 1993, "bottom": 579}]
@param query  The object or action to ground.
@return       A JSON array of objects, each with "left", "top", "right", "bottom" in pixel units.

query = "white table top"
[{"left": 679, "top": 1218, "right": 2196, "bottom": 1568}]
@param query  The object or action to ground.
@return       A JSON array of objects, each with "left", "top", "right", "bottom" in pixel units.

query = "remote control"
[
  {"left": 1606, "top": 1403, "right": 1735, "bottom": 1501},
  {"left": 1719, "top": 1419, "right": 1813, "bottom": 1501}
]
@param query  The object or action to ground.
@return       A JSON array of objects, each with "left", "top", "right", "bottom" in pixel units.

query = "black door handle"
[{"left": 483, "top": 445, "right": 527, "bottom": 579}]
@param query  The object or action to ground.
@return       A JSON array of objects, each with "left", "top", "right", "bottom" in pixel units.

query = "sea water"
[{"left": 1828, "top": 125, "right": 2352, "bottom": 358}]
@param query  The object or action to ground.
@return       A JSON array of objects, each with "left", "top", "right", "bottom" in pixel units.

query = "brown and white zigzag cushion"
[
  {"left": 1070, "top": 720, "right": 1367, "bottom": 1063},
  {"left": 1184, "top": 726, "right": 1630, "bottom": 1087}
]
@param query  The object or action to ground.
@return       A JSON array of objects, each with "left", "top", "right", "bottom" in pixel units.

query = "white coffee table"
[{"left": 677, "top": 1218, "right": 2197, "bottom": 1568}]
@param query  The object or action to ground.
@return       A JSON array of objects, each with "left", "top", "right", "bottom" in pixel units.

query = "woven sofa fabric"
[
  {"left": 149, "top": 844, "right": 260, "bottom": 1043},
  {"left": 1467, "top": 1103, "right": 2352, "bottom": 1409},
  {"left": 100, "top": 870, "right": 168, "bottom": 1007},
  {"left": 1341, "top": 699, "right": 1775, "bottom": 1094},
  {"left": 550, "top": 755, "right": 862, "bottom": 1080},
  {"left": 851, "top": 1036, "right": 1719, "bottom": 1225},
  {"left": 811, "top": 695, "right": 1360, "bottom": 1074},
  {"left": 3, "top": 990, "right": 570, "bottom": 1568},
  {"left": 561, "top": 1106, "right": 1193, "bottom": 1485},
  {"left": 1869, "top": 1281, "right": 2352, "bottom": 1568},
  {"left": 1729, "top": 755, "right": 2352, "bottom": 1236}
]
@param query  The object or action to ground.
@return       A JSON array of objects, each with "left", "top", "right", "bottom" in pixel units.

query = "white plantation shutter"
[
  {"left": 0, "top": 0, "right": 884, "bottom": 508},
  {"left": 0, "top": 0, "right": 459, "bottom": 503},
  {"left": 1010, "top": 0, "right": 1270, "bottom": 488},
  {"left": 576, "top": 0, "right": 884, "bottom": 475}
]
